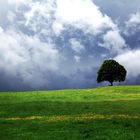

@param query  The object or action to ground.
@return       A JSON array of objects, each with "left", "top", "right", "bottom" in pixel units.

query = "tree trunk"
[{"left": 110, "top": 81, "right": 113, "bottom": 86}]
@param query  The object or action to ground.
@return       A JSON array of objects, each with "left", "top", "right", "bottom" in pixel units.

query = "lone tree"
[{"left": 97, "top": 59, "right": 127, "bottom": 86}]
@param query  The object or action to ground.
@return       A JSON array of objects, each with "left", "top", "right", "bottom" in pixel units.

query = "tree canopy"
[{"left": 97, "top": 60, "right": 127, "bottom": 86}]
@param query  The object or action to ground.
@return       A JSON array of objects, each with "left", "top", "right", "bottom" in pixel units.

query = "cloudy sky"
[{"left": 0, "top": 0, "right": 140, "bottom": 91}]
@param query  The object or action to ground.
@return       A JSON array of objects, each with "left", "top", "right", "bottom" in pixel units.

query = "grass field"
[{"left": 0, "top": 86, "right": 140, "bottom": 140}]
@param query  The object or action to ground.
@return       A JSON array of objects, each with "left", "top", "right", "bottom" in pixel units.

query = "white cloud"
[
  {"left": 24, "top": 2, "right": 49, "bottom": 26},
  {"left": 54, "top": 0, "right": 116, "bottom": 35},
  {"left": 6, "top": 0, "right": 124, "bottom": 54},
  {"left": 99, "top": 30, "right": 127, "bottom": 53},
  {"left": 124, "top": 11, "right": 140, "bottom": 35},
  {"left": 74, "top": 55, "right": 81, "bottom": 63},
  {"left": 127, "top": 11, "right": 140, "bottom": 26},
  {"left": 7, "top": 11, "right": 16, "bottom": 23},
  {"left": 70, "top": 39, "right": 85, "bottom": 54},
  {"left": 52, "top": 22, "right": 64, "bottom": 35},
  {"left": 115, "top": 50, "right": 140, "bottom": 77},
  {"left": 8, "top": 0, "right": 30, "bottom": 5},
  {"left": 22, "top": 0, "right": 56, "bottom": 37},
  {"left": 0, "top": 26, "right": 60, "bottom": 88},
  {"left": 0, "top": 26, "right": 3, "bottom": 33},
  {"left": 21, "top": 0, "right": 118, "bottom": 36}
]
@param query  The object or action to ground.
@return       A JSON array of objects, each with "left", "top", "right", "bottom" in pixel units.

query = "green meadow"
[{"left": 0, "top": 86, "right": 140, "bottom": 140}]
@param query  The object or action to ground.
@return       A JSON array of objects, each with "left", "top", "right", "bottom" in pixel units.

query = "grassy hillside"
[{"left": 0, "top": 86, "right": 140, "bottom": 140}]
